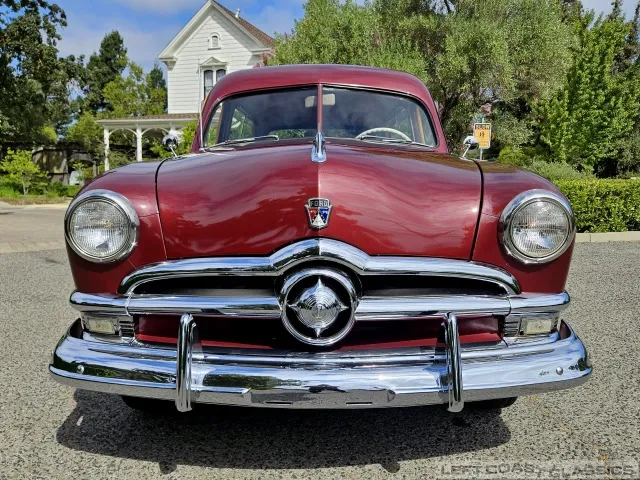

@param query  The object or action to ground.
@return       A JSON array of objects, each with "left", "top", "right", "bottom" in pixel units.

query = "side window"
[
  {"left": 229, "top": 108, "right": 254, "bottom": 140},
  {"left": 206, "top": 107, "right": 222, "bottom": 146}
]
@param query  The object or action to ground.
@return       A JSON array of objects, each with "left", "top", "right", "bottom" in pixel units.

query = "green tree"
[
  {"left": 0, "top": 0, "right": 80, "bottom": 143},
  {"left": 268, "top": 0, "right": 427, "bottom": 81},
  {"left": 102, "top": 61, "right": 167, "bottom": 118},
  {"left": 377, "top": 0, "right": 574, "bottom": 145},
  {"left": 83, "top": 31, "right": 128, "bottom": 113},
  {"left": 538, "top": 9, "right": 640, "bottom": 174},
  {"left": 270, "top": 0, "right": 573, "bottom": 146},
  {"left": 617, "top": 1, "right": 640, "bottom": 175},
  {"left": 148, "top": 62, "right": 168, "bottom": 112},
  {"left": 66, "top": 111, "right": 104, "bottom": 157},
  {"left": 0, "top": 149, "right": 48, "bottom": 194}
]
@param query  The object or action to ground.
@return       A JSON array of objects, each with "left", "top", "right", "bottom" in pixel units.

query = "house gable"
[
  {"left": 158, "top": 1, "right": 273, "bottom": 61},
  {"left": 159, "top": 1, "right": 274, "bottom": 114}
]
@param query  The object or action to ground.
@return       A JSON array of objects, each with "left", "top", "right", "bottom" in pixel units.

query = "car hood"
[{"left": 156, "top": 142, "right": 482, "bottom": 259}]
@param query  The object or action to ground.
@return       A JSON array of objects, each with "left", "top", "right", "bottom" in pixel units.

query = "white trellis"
[{"left": 97, "top": 115, "right": 197, "bottom": 170}]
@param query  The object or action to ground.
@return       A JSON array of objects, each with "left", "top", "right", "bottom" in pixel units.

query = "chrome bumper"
[{"left": 50, "top": 318, "right": 591, "bottom": 411}]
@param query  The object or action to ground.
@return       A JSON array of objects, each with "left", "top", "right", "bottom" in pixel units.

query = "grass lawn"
[
  {"left": 0, "top": 183, "right": 79, "bottom": 206},
  {"left": 0, "top": 195, "right": 72, "bottom": 205}
]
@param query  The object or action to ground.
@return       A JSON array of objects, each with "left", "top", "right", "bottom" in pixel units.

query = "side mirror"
[
  {"left": 462, "top": 135, "right": 479, "bottom": 159},
  {"left": 162, "top": 133, "right": 180, "bottom": 157}
]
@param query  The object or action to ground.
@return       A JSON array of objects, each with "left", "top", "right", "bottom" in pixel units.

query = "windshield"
[
  {"left": 323, "top": 88, "right": 436, "bottom": 146},
  {"left": 204, "top": 86, "right": 436, "bottom": 147},
  {"left": 204, "top": 88, "right": 318, "bottom": 147}
]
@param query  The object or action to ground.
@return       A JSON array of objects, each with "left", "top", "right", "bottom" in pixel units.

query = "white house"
[{"left": 97, "top": 0, "right": 274, "bottom": 168}]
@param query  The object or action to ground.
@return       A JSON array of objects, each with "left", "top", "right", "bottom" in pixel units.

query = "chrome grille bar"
[
  {"left": 443, "top": 313, "right": 464, "bottom": 412},
  {"left": 176, "top": 314, "right": 197, "bottom": 412},
  {"left": 119, "top": 238, "right": 520, "bottom": 295},
  {"left": 70, "top": 291, "right": 569, "bottom": 321},
  {"left": 355, "top": 295, "right": 511, "bottom": 321},
  {"left": 127, "top": 295, "right": 281, "bottom": 318}
]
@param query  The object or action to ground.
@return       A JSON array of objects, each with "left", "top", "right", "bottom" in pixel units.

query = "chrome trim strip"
[
  {"left": 509, "top": 292, "right": 571, "bottom": 313},
  {"left": 65, "top": 189, "right": 140, "bottom": 264},
  {"left": 50, "top": 320, "right": 591, "bottom": 410},
  {"left": 176, "top": 314, "right": 196, "bottom": 412},
  {"left": 77, "top": 328, "right": 562, "bottom": 366},
  {"left": 355, "top": 295, "right": 511, "bottom": 321},
  {"left": 128, "top": 295, "right": 281, "bottom": 318},
  {"left": 444, "top": 313, "right": 463, "bottom": 412},
  {"left": 70, "top": 291, "right": 281, "bottom": 318},
  {"left": 499, "top": 190, "right": 576, "bottom": 265},
  {"left": 70, "top": 291, "right": 570, "bottom": 321},
  {"left": 119, "top": 238, "right": 520, "bottom": 295},
  {"left": 71, "top": 292, "right": 128, "bottom": 314}
]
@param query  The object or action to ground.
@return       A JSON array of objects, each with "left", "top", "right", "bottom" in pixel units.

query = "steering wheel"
[{"left": 356, "top": 127, "right": 412, "bottom": 141}]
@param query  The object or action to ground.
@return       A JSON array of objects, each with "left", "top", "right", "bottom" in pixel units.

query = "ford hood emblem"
[{"left": 305, "top": 198, "right": 332, "bottom": 230}]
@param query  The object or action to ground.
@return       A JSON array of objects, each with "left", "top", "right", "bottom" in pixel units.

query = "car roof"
[{"left": 206, "top": 64, "right": 433, "bottom": 109}]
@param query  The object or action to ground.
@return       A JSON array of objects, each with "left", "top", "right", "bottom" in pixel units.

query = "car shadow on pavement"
[{"left": 56, "top": 390, "right": 510, "bottom": 474}]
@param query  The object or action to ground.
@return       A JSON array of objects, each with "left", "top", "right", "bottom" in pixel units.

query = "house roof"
[
  {"left": 158, "top": 1, "right": 274, "bottom": 61},
  {"left": 215, "top": 2, "right": 275, "bottom": 48},
  {"left": 97, "top": 113, "right": 197, "bottom": 122},
  {"left": 96, "top": 113, "right": 198, "bottom": 130}
]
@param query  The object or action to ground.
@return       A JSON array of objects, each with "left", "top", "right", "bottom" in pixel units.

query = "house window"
[
  {"left": 210, "top": 34, "right": 220, "bottom": 49},
  {"left": 216, "top": 69, "right": 226, "bottom": 82},
  {"left": 204, "top": 70, "right": 214, "bottom": 97}
]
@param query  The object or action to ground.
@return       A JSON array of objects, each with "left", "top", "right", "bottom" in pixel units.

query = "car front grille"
[{"left": 71, "top": 238, "right": 570, "bottom": 349}]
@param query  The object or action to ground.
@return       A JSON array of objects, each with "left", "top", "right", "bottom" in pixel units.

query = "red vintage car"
[{"left": 50, "top": 65, "right": 591, "bottom": 413}]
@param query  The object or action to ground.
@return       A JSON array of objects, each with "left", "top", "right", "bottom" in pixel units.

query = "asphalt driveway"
[{"left": 0, "top": 207, "right": 638, "bottom": 479}]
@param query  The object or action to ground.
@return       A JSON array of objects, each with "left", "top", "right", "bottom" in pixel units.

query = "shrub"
[
  {"left": 497, "top": 148, "right": 595, "bottom": 181},
  {"left": 0, "top": 149, "right": 48, "bottom": 195},
  {"left": 497, "top": 146, "right": 530, "bottom": 167},
  {"left": 66, "top": 185, "right": 82, "bottom": 198},
  {"left": 0, "top": 185, "right": 19, "bottom": 198},
  {"left": 529, "top": 160, "right": 594, "bottom": 182},
  {"left": 556, "top": 180, "right": 640, "bottom": 232},
  {"left": 47, "top": 181, "right": 68, "bottom": 197}
]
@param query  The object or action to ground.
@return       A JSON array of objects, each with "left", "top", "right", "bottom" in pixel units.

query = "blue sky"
[
  {"left": 55, "top": 0, "right": 305, "bottom": 70},
  {"left": 55, "top": 0, "right": 638, "bottom": 71}
]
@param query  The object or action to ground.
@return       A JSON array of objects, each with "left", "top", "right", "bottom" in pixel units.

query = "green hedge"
[{"left": 556, "top": 179, "right": 640, "bottom": 233}]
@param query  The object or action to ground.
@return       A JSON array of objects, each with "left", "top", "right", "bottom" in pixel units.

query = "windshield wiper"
[
  {"left": 207, "top": 135, "right": 280, "bottom": 148},
  {"left": 357, "top": 135, "right": 434, "bottom": 148}
]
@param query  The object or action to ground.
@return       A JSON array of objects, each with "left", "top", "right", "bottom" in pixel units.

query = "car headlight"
[
  {"left": 500, "top": 190, "right": 575, "bottom": 264},
  {"left": 65, "top": 189, "right": 139, "bottom": 263}
]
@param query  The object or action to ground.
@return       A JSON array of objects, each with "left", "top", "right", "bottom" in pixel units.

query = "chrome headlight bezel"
[
  {"left": 499, "top": 190, "right": 575, "bottom": 265},
  {"left": 64, "top": 189, "right": 140, "bottom": 263}
]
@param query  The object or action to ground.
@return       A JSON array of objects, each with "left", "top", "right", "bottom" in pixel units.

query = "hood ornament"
[
  {"left": 305, "top": 198, "right": 332, "bottom": 230},
  {"left": 311, "top": 132, "right": 326, "bottom": 163}
]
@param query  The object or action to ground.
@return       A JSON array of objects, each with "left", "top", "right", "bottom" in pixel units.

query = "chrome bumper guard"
[{"left": 50, "top": 317, "right": 591, "bottom": 411}]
